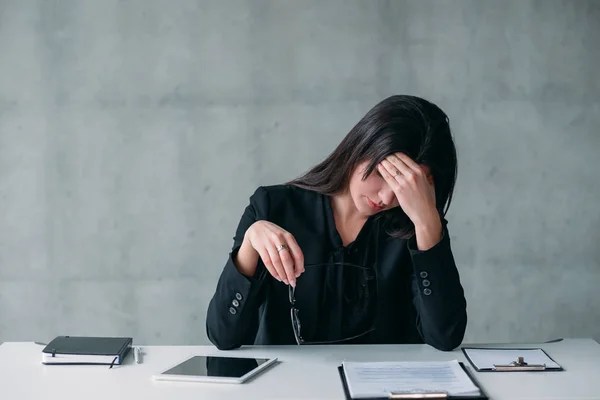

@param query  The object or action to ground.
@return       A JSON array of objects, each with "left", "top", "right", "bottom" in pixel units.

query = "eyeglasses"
[{"left": 289, "top": 262, "right": 377, "bottom": 345}]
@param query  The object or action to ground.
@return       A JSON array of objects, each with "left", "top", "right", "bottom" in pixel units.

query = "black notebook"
[{"left": 41, "top": 336, "right": 133, "bottom": 365}]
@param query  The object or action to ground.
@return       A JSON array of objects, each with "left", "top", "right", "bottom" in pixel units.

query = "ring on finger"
[{"left": 276, "top": 244, "right": 288, "bottom": 252}]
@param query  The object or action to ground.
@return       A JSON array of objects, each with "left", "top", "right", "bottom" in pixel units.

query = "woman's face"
[{"left": 348, "top": 159, "right": 431, "bottom": 217}]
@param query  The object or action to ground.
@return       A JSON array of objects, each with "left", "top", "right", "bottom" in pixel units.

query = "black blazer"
[{"left": 206, "top": 185, "right": 467, "bottom": 351}]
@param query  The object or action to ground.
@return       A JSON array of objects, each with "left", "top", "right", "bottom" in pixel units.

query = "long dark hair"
[{"left": 288, "top": 95, "right": 458, "bottom": 239}]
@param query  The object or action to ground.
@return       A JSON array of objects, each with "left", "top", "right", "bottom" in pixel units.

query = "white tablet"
[{"left": 152, "top": 355, "right": 278, "bottom": 384}]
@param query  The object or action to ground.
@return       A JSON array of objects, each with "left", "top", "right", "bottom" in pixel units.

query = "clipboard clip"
[
  {"left": 493, "top": 356, "right": 546, "bottom": 371},
  {"left": 388, "top": 391, "right": 448, "bottom": 399}
]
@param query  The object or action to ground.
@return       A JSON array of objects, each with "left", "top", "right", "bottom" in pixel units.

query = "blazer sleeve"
[
  {"left": 407, "top": 220, "right": 467, "bottom": 351},
  {"left": 205, "top": 186, "right": 271, "bottom": 350}
]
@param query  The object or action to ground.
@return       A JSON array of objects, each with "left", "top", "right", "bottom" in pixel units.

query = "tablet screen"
[{"left": 160, "top": 356, "right": 272, "bottom": 378}]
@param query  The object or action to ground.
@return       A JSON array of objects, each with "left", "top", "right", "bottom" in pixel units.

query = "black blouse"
[{"left": 205, "top": 184, "right": 467, "bottom": 351}]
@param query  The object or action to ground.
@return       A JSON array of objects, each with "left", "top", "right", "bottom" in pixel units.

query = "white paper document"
[
  {"left": 342, "top": 360, "right": 481, "bottom": 399},
  {"left": 462, "top": 348, "right": 561, "bottom": 370}
]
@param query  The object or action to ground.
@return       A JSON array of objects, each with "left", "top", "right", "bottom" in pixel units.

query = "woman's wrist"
[
  {"left": 413, "top": 212, "right": 442, "bottom": 251},
  {"left": 234, "top": 236, "right": 260, "bottom": 277}
]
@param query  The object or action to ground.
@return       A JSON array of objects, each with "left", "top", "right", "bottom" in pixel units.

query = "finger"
[
  {"left": 377, "top": 163, "right": 401, "bottom": 191},
  {"left": 277, "top": 245, "right": 297, "bottom": 287},
  {"left": 283, "top": 232, "right": 305, "bottom": 277},
  {"left": 255, "top": 247, "right": 281, "bottom": 281},
  {"left": 265, "top": 242, "right": 288, "bottom": 285},
  {"left": 384, "top": 155, "right": 413, "bottom": 178},
  {"left": 396, "top": 154, "right": 436, "bottom": 188},
  {"left": 395, "top": 153, "right": 423, "bottom": 173},
  {"left": 380, "top": 159, "right": 408, "bottom": 184},
  {"left": 385, "top": 157, "right": 421, "bottom": 186},
  {"left": 272, "top": 232, "right": 297, "bottom": 286}
]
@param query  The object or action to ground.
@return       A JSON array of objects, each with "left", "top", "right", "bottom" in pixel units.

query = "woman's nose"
[{"left": 380, "top": 188, "right": 396, "bottom": 206}]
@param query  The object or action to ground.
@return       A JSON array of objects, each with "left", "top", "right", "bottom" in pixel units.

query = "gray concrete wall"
[{"left": 0, "top": 0, "right": 598, "bottom": 345}]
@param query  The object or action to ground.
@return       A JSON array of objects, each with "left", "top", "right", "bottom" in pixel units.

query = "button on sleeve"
[
  {"left": 407, "top": 219, "right": 468, "bottom": 352},
  {"left": 205, "top": 186, "right": 271, "bottom": 350}
]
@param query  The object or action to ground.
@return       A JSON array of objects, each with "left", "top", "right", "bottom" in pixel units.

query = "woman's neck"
[
  {"left": 330, "top": 191, "right": 368, "bottom": 246},
  {"left": 330, "top": 191, "right": 365, "bottom": 224}
]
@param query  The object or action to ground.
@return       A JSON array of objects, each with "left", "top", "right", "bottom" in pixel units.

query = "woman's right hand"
[{"left": 243, "top": 220, "right": 305, "bottom": 287}]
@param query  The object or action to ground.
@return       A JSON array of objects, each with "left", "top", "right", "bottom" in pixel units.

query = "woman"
[{"left": 206, "top": 95, "right": 467, "bottom": 351}]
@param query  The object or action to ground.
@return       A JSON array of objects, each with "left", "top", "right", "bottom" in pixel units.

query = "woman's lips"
[{"left": 367, "top": 198, "right": 383, "bottom": 211}]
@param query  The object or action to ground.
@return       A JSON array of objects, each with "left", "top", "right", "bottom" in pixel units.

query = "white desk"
[{"left": 1, "top": 338, "right": 599, "bottom": 400}]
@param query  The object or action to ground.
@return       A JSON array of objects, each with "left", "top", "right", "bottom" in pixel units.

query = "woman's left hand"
[{"left": 377, "top": 152, "right": 438, "bottom": 228}]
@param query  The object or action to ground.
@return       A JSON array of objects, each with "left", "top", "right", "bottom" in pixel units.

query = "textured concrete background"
[{"left": 0, "top": 0, "right": 599, "bottom": 345}]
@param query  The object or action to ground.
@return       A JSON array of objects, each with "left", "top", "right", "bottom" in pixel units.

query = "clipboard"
[
  {"left": 337, "top": 362, "right": 489, "bottom": 400},
  {"left": 461, "top": 347, "right": 564, "bottom": 372}
]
